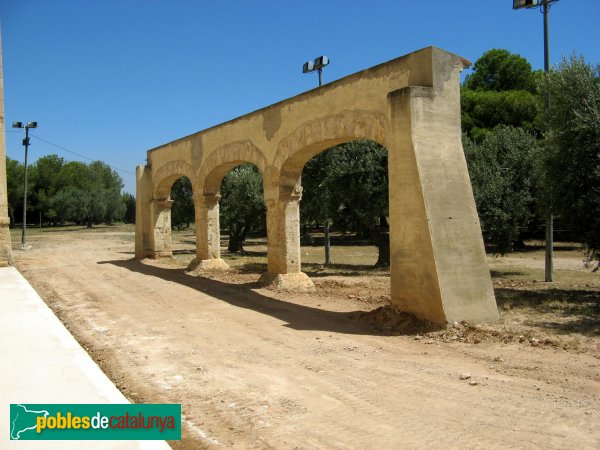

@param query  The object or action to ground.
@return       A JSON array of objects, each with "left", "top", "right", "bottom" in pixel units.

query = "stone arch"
[
  {"left": 143, "top": 160, "right": 196, "bottom": 261},
  {"left": 153, "top": 160, "right": 196, "bottom": 199},
  {"left": 275, "top": 110, "right": 386, "bottom": 187},
  {"left": 260, "top": 111, "right": 387, "bottom": 292},
  {"left": 188, "top": 140, "right": 268, "bottom": 272},
  {"left": 198, "top": 140, "right": 268, "bottom": 195},
  {"left": 137, "top": 47, "right": 499, "bottom": 324},
  {"left": 269, "top": 135, "right": 391, "bottom": 291}
]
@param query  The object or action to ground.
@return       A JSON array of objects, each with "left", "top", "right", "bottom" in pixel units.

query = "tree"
[
  {"left": 301, "top": 140, "right": 390, "bottom": 267},
  {"left": 300, "top": 150, "right": 335, "bottom": 263},
  {"left": 52, "top": 186, "right": 95, "bottom": 226},
  {"left": 170, "top": 177, "right": 194, "bottom": 230},
  {"left": 29, "top": 154, "right": 64, "bottom": 223},
  {"left": 51, "top": 160, "right": 125, "bottom": 227},
  {"left": 464, "top": 49, "right": 537, "bottom": 93},
  {"left": 464, "top": 126, "right": 540, "bottom": 253},
  {"left": 220, "top": 164, "right": 265, "bottom": 253},
  {"left": 122, "top": 193, "right": 136, "bottom": 224},
  {"left": 301, "top": 151, "right": 332, "bottom": 228},
  {"left": 6, "top": 155, "right": 125, "bottom": 227},
  {"left": 461, "top": 49, "right": 542, "bottom": 142},
  {"left": 540, "top": 55, "right": 600, "bottom": 268},
  {"left": 101, "top": 185, "right": 125, "bottom": 225},
  {"left": 461, "top": 88, "right": 541, "bottom": 142},
  {"left": 5, "top": 158, "right": 24, "bottom": 226}
]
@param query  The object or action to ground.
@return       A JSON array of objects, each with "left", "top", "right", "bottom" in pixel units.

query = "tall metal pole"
[
  {"left": 324, "top": 220, "right": 331, "bottom": 265},
  {"left": 317, "top": 66, "right": 330, "bottom": 264},
  {"left": 302, "top": 57, "right": 330, "bottom": 264},
  {"left": 21, "top": 126, "right": 30, "bottom": 248},
  {"left": 543, "top": 0, "right": 553, "bottom": 282}
]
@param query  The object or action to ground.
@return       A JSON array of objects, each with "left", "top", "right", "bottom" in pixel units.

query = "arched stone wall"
[
  {"left": 153, "top": 161, "right": 196, "bottom": 199},
  {"left": 275, "top": 110, "right": 386, "bottom": 188},
  {"left": 189, "top": 141, "right": 268, "bottom": 271},
  {"left": 198, "top": 140, "right": 268, "bottom": 195},
  {"left": 136, "top": 47, "right": 499, "bottom": 325},
  {"left": 260, "top": 111, "right": 387, "bottom": 290},
  {"left": 138, "top": 160, "right": 197, "bottom": 260}
]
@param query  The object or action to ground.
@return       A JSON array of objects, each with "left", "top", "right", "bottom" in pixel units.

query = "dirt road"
[{"left": 12, "top": 228, "right": 600, "bottom": 449}]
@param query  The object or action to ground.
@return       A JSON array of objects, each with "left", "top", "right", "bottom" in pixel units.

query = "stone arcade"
[{"left": 135, "top": 47, "right": 499, "bottom": 325}]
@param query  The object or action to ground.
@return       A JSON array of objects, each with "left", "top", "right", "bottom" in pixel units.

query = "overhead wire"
[{"left": 6, "top": 130, "right": 135, "bottom": 175}]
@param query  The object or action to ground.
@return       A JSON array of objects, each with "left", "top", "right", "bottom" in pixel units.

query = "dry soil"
[{"left": 11, "top": 226, "right": 600, "bottom": 449}]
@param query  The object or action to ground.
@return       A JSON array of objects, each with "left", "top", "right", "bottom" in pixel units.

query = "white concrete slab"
[{"left": 0, "top": 266, "right": 172, "bottom": 449}]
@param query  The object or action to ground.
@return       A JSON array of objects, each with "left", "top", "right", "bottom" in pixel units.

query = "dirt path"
[{"left": 12, "top": 229, "right": 600, "bottom": 449}]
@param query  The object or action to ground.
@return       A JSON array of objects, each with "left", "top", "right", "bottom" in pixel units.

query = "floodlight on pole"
[
  {"left": 12, "top": 120, "right": 38, "bottom": 249},
  {"left": 513, "top": 0, "right": 559, "bottom": 282},
  {"left": 302, "top": 55, "right": 330, "bottom": 87},
  {"left": 301, "top": 55, "right": 332, "bottom": 264}
]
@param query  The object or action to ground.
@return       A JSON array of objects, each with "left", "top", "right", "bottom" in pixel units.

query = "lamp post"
[
  {"left": 12, "top": 121, "right": 37, "bottom": 249},
  {"left": 302, "top": 56, "right": 332, "bottom": 264},
  {"left": 303, "top": 55, "right": 330, "bottom": 87},
  {"left": 513, "top": 0, "right": 559, "bottom": 282}
]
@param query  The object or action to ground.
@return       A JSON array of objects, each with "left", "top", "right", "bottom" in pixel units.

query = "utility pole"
[
  {"left": 12, "top": 121, "right": 37, "bottom": 249},
  {"left": 513, "top": 0, "right": 559, "bottom": 282}
]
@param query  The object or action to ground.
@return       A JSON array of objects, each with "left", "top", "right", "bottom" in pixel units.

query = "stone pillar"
[
  {"left": 151, "top": 198, "right": 174, "bottom": 259},
  {"left": 135, "top": 165, "right": 154, "bottom": 259},
  {"left": 187, "top": 193, "right": 229, "bottom": 271},
  {"left": 386, "top": 84, "right": 498, "bottom": 325},
  {"left": 0, "top": 29, "right": 11, "bottom": 266},
  {"left": 259, "top": 184, "right": 314, "bottom": 291}
]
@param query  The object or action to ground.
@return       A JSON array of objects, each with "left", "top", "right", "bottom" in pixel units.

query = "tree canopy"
[
  {"left": 464, "top": 48, "right": 537, "bottom": 92},
  {"left": 301, "top": 140, "right": 390, "bottom": 267},
  {"left": 540, "top": 55, "right": 600, "bottom": 267},
  {"left": 220, "top": 164, "right": 266, "bottom": 253},
  {"left": 170, "top": 176, "right": 194, "bottom": 230},
  {"left": 461, "top": 49, "right": 542, "bottom": 142},
  {"left": 6, "top": 155, "right": 126, "bottom": 227},
  {"left": 461, "top": 88, "right": 541, "bottom": 142},
  {"left": 464, "top": 126, "right": 540, "bottom": 253}
]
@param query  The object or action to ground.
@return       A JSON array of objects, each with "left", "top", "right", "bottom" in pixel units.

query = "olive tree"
[{"left": 540, "top": 55, "right": 600, "bottom": 268}]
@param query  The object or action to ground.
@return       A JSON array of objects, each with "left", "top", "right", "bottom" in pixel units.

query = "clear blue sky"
[{"left": 1, "top": 0, "right": 599, "bottom": 194}]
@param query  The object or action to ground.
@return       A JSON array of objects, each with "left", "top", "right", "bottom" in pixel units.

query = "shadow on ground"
[
  {"left": 98, "top": 258, "right": 431, "bottom": 336},
  {"left": 226, "top": 261, "right": 389, "bottom": 278},
  {"left": 490, "top": 270, "right": 528, "bottom": 279},
  {"left": 302, "top": 262, "right": 389, "bottom": 278},
  {"left": 495, "top": 287, "right": 600, "bottom": 336}
]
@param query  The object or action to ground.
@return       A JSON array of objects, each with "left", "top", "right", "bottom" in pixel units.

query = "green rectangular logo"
[{"left": 10, "top": 404, "right": 181, "bottom": 440}]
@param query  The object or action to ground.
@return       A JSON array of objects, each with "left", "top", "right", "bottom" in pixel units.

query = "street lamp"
[
  {"left": 303, "top": 55, "right": 330, "bottom": 87},
  {"left": 12, "top": 121, "right": 37, "bottom": 249},
  {"left": 302, "top": 56, "right": 332, "bottom": 264},
  {"left": 513, "top": 0, "right": 559, "bottom": 282}
]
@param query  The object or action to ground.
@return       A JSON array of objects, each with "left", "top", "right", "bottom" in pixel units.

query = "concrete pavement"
[{"left": 0, "top": 266, "right": 172, "bottom": 449}]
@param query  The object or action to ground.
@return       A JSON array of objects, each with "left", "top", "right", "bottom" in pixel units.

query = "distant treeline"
[{"left": 6, "top": 155, "right": 135, "bottom": 228}]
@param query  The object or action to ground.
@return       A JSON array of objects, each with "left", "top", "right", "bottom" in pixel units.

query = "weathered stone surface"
[
  {"left": 258, "top": 272, "right": 315, "bottom": 292},
  {"left": 135, "top": 47, "right": 499, "bottom": 325},
  {"left": 187, "top": 257, "right": 230, "bottom": 272},
  {"left": 0, "top": 30, "right": 12, "bottom": 266}
]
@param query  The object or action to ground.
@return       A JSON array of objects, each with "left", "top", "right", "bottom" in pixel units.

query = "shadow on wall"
[{"left": 98, "top": 258, "right": 418, "bottom": 336}]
